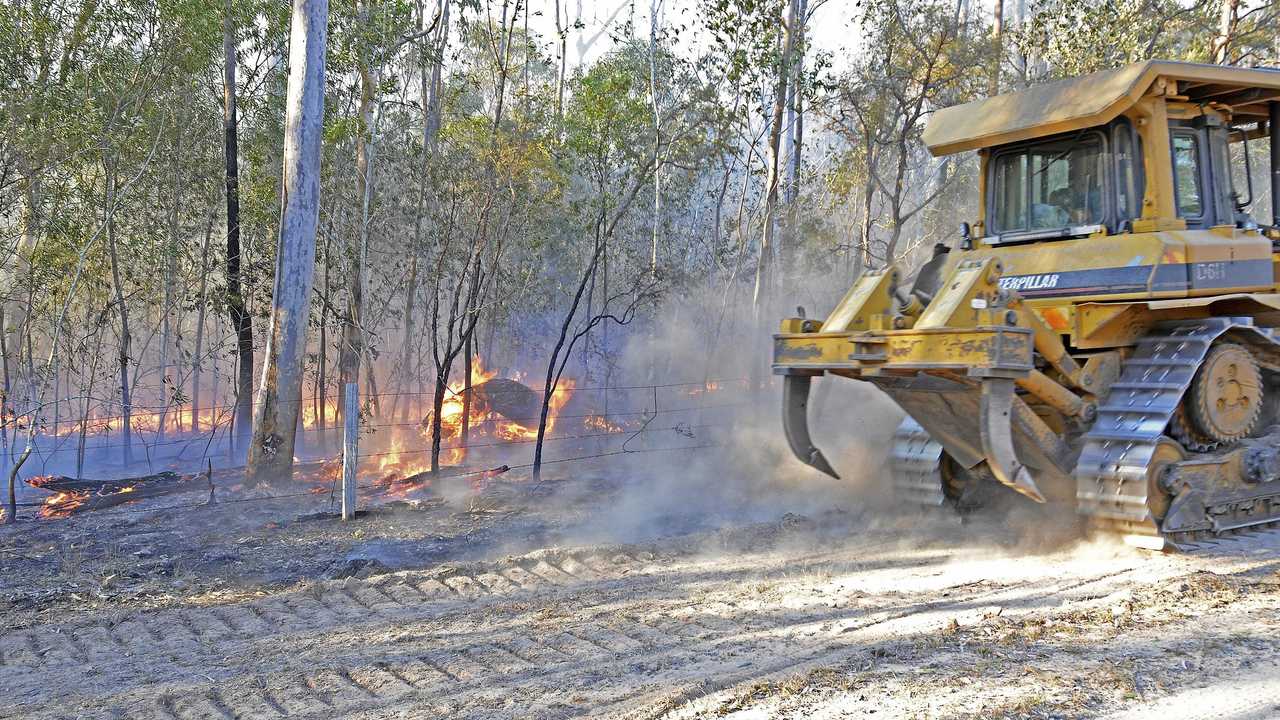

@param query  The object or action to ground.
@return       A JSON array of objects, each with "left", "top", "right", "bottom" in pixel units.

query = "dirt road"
[{"left": 5, "top": 507, "right": 1279, "bottom": 720}]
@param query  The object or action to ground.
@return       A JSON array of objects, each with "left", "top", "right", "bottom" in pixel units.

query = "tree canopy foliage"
[{"left": 0, "top": 0, "right": 1275, "bottom": 481}]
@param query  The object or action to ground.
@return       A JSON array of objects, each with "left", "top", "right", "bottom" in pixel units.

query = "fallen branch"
[{"left": 26, "top": 470, "right": 211, "bottom": 518}]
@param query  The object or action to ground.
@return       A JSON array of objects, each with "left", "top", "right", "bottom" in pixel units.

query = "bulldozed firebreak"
[{"left": 775, "top": 60, "right": 1280, "bottom": 550}]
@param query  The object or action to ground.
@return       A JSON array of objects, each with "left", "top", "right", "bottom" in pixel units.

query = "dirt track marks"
[
  {"left": 2, "top": 538, "right": 1162, "bottom": 720},
  {"left": 1, "top": 547, "right": 655, "bottom": 663}
]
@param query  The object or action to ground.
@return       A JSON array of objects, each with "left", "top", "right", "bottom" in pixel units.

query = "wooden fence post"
[{"left": 342, "top": 382, "right": 358, "bottom": 520}]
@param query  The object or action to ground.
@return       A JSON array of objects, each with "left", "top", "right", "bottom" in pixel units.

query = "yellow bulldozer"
[{"left": 774, "top": 60, "right": 1280, "bottom": 549}]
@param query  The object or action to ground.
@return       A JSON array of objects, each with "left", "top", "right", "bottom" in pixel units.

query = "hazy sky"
[{"left": 520, "top": 0, "right": 866, "bottom": 72}]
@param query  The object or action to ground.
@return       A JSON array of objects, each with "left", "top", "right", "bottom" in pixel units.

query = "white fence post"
[{"left": 342, "top": 382, "right": 358, "bottom": 521}]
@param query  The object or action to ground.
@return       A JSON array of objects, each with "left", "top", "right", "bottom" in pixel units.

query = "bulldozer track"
[
  {"left": 1076, "top": 318, "right": 1280, "bottom": 547},
  {"left": 889, "top": 417, "right": 946, "bottom": 506},
  {"left": 1, "top": 542, "right": 1148, "bottom": 720},
  {"left": 889, "top": 318, "right": 1280, "bottom": 549},
  {"left": 1075, "top": 319, "right": 1234, "bottom": 538}
]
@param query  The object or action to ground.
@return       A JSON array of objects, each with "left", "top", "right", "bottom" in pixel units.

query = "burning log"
[
  {"left": 27, "top": 470, "right": 211, "bottom": 518},
  {"left": 469, "top": 378, "right": 542, "bottom": 426},
  {"left": 372, "top": 464, "right": 509, "bottom": 495}
]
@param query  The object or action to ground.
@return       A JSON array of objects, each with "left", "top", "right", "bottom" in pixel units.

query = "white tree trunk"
[
  {"left": 1211, "top": 0, "right": 1239, "bottom": 64},
  {"left": 246, "top": 0, "right": 328, "bottom": 484},
  {"left": 990, "top": 0, "right": 1004, "bottom": 94}
]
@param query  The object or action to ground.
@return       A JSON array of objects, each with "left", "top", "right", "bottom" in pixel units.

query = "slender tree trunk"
[
  {"left": 860, "top": 144, "right": 877, "bottom": 271},
  {"left": 752, "top": 0, "right": 798, "bottom": 321},
  {"left": 158, "top": 124, "right": 181, "bottom": 441},
  {"left": 401, "top": 0, "right": 438, "bottom": 426},
  {"left": 460, "top": 285, "right": 475, "bottom": 444},
  {"left": 245, "top": 0, "right": 328, "bottom": 485},
  {"left": 192, "top": 215, "right": 213, "bottom": 433},
  {"left": 399, "top": 255, "right": 419, "bottom": 424},
  {"left": 424, "top": 0, "right": 450, "bottom": 150},
  {"left": 456, "top": 2, "right": 511, "bottom": 439},
  {"left": 554, "top": 0, "right": 566, "bottom": 124},
  {"left": 4, "top": 163, "right": 39, "bottom": 459},
  {"left": 990, "top": 0, "right": 1004, "bottom": 94},
  {"left": 532, "top": 174, "right": 650, "bottom": 481},
  {"left": 77, "top": 310, "right": 104, "bottom": 479},
  {"left": 648, "top": 0, "right": 662, "bottom": 277},
  {"left": 429, "top": 370, "right": 446, "bottom": 472},
  {"left": 533, "top": 247, "right": 599, "bottom": 483},
  {"left": 224, "top": 0, "right": 254, "bottom": 455},
  {"left": 885, "top": 131, "right": 912, "bottom": 261},
  {"left": 318, "top": 217, "right": 332, "bottom": 447},
  {"left": 0, "top": 308, "right": 9, "bottom": 476},
  {"left": 786, "top": 0, "right": 807, "bottom": 207},
  {"left": 340, "top": 0, "right": 375, "bottom": 419},
  {"left": 363, "top": 353, "right": 380, "bottom": 417},
  {"left": 491, "top": 0, "right": 512, "bottom": 135},
  {"left": 104, "top": 162, "right": 133, "bottom": 465}
]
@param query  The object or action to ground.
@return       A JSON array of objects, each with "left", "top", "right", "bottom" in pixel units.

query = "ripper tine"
[
  {"left": 782, "top": 375, "right": 840, "bottom": 479},
  {"left": 979, "top": 378, "right": 1045, "bottom": 503}
]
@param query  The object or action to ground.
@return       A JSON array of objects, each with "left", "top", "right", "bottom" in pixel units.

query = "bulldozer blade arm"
[
  {"left": 782, "top": 375, "right": 840, "bottom": 479},
  {"left": 979, "top": 377, "right": 1046, "bottom": 503}
]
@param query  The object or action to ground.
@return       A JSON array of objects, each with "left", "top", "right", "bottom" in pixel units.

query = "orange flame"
[
  {"left": 48, "top": 404, "right": 242, "bottom": 438},
  {"left": 584, "top": 413, "right": 626, "bottom": 433},
  {"left": 38, "top": 490, "right": 88, "bottom": 519}
]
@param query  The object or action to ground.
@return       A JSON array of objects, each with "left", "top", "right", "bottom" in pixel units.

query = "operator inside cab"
[{"left": 991, "top": 128, "right": 1116, "bottom": 239}]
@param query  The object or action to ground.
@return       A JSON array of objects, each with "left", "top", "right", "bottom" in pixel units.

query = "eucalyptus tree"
[
  {"left": 1010, "top": 0, "right": 1277, "bottom": 78},
  {"left": 246, "top": 0, "right": 329, "bottom": 485},
  {"left": 827, "top": 0, "right": 986, "bottom": 268},
  {"left": 529, "top": 40, "right": 717, "bottom": 481},
  {"left": 417, "top": 6, "right": 558, "bottom": 472},
  {"left": 223, "top": 0, "right": 256, "bottom": 453}
]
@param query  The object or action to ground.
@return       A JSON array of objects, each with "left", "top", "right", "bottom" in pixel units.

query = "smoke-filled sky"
[{"left": 523, "top": 0, "right": 866, "bottom": 71}]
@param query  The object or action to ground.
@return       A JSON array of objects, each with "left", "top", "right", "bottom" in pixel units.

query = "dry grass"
[{"left": 713, "top": 667, "right": 863, "bottom": 716}]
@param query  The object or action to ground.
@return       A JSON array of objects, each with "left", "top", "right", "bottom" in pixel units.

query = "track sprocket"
[{"left": 1171, "top": 342, "right": 1262, "bottom": 451}]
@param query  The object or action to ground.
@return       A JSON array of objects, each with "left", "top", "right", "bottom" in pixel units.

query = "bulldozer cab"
[
  {"left": 927, "top": 61, "right": 1280, "bottom": 242},
  {"left": 775, "top": 61, "right": 1280, "bottom": 549},
  {"left": 977, "top": 100, "right": 1255, "bottom": 246}
]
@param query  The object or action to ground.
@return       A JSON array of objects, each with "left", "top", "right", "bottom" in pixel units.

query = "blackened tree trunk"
[
  {"left": 245, "top": 0, "right": 328, "bottom": 485},
  {"left": 531, "top": 171, "right": 653, "bottom": 482},
  {"left": 224, "top": 0, "right": 254, "bottom": 455}
]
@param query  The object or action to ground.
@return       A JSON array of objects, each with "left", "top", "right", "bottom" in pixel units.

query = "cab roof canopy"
[{"left": 922, "top": 60, "right": 1280, "bottom": 156}]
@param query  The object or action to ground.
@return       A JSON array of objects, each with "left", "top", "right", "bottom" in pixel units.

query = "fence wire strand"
[{"left": 8, "top": 379, "right": 750, "bottom": 522}]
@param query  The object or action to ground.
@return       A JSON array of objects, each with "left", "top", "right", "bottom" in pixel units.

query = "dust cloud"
[
  {"left": 552, "top": 288, "right": 1097, "bottom": 558},
  {"left": 556, "top": 291, "right": 907, "bottom": 548}
]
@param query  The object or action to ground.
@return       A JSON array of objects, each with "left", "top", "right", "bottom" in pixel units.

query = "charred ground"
[{"left": 3, "top": 459, "right": 1279, "bottom": 720}]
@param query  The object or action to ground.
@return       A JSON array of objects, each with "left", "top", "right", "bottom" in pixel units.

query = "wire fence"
[
  {"left": 22, "top": 378, "right": 750, "bottom": 433},
  {"left": 5, "top": 377, "right": 755, "bottom": 522}
]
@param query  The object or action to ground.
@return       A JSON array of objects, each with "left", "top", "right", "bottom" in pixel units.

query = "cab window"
[
  {"left": 989, "top": 132, "right": 1107, "bottom": 236},
  {"left": 1171, "top": 132, "right": 1204, "bottom": 218},
  {"left": 1113, "top": 120, "right": 1143, "bottom": 222}
]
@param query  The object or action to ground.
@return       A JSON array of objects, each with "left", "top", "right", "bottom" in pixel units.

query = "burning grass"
[{"left": 20, "top": 357, "right": 736, "bottom": 523}]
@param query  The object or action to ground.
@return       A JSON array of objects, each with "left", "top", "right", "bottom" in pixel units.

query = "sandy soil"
[{"left": 3, "top": 463, "right": 1280, "bottom": 720}]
